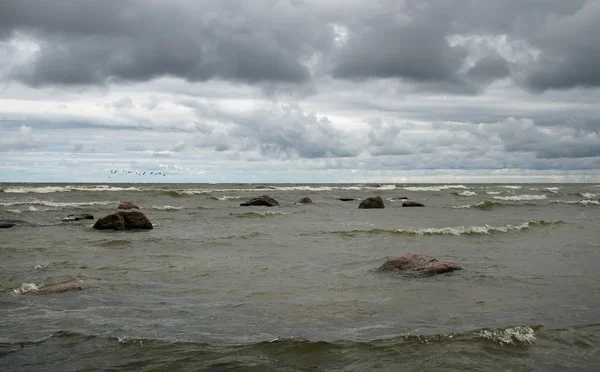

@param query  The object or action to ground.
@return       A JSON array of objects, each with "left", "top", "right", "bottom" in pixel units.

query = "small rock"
[
  {"left": 296, "top": 197, "right": 313, "bottom": 204},
  {"left": 359, "top": 196, "right": 385, "bottom": 209},
  {"left": 23, "top": 282, "right": 83, "bottom": 295},
  {"left": 338, "top": 197, "right": 356, "bottom": 201},
  {"left": 402, "top": 200, "right": 425, "bottom": 207},
  {"left": 61, "top": 213, "right": 94, "bottom": 222},
  {"left": 118, "top": 201, "right": 139, "bottom": 210},
  {"left": 378, "top": 253, "right": 462, "bottom": 276},
  {"left": 240, "top": 195, "right": 280, "bottom": 207}
]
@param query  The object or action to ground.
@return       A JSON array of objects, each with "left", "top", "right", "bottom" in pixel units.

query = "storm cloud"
[{"left": 0, "top": 0, "right": 599, "bottom": 182}]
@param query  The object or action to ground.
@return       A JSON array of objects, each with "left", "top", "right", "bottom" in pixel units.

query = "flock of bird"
[{"left": 108, "top": 170, "right": 166, "bottom": 178}]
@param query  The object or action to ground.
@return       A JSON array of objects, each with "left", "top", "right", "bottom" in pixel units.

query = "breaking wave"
[
  {"left": 325, "top": 220, "right": 564, "bottom": 237},
  {"left": 229, "top": 211, "right": 289, "bottom": 218},
  {"left": 579, "top": 192, "right": 597, "bottom": 199},
  {"left": 455, "top": 190, "right": 478, "bottom": 197},
  {"left": 403, "top": 185, "right": 468, "bottom": 192},
  {"left": 493, "top": 194, "right": 547, "bottom": 201},
  {"left": 0, "top": 200, "right": 114, "bottom": 208},
  {"left": 151, "top": 205, "right": 184, "bottom": 211},
  {"left": 551, "top": 200, "right": 600, "bottom": 206}
]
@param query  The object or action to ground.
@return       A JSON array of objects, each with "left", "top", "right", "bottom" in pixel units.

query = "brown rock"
[
  {"left": 118, "top": 201, "right": 139, "bottom": 210},
  {"left": 378, "top": 253, "right": 462, "bottom": 276},
  {"left": 93, "top": 211, "right": 153, "bottom": 230},
  {"left": 24, "top": 282, "right": 83, "bottom": 295},
  {"left": 359, "top": 196, "right": 385, "bottom": 209}
]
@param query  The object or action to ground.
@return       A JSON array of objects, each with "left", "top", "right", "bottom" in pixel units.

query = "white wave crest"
[
  {"left": 457, "top": 191, "right": 477, "bottom": 197},
  {"left": 401, "top": 220, "right": 562, "bottom": 235},
  {"left": 553, "top": 200, "right": 600, "bottom": 206},
  {"left": 403, "top": 185, "right": 468, "bottom": 192},
  {"left": 579, "top": 193, "right": 597, "bottom": 199},
  {"left": 544, "top": 187, "right": 559, "bottom": 193},
  {"left": 479, "top": 326, "right": 536, "bottom": 346},
  {"left": 0, "top": 200, "right": 114, "bottom": 207},
  {"left": 500, "top": 185, "right": 523, "bottom": 189},
  {"left": 2, "top": 185, "right": 142, "bottom": 193},
  {"left": 493, "top": 195, "right": 547, "bottom": 201},
  {"left": 486, "top": 191, "right": 502, "bottom": 195},
  {"left": 151, "top": 205, "right": 184, "bottom": 211},
  {"left": 13, "top": 283, "right": 40, "bottom": 295}
]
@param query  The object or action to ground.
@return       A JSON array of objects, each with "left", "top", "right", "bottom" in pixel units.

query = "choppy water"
[{"left": 1, "top": 183, "right": 599, "bottom": 371}]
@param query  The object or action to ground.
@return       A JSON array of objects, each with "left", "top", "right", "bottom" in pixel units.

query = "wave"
[
  {"left": 455, "top": 191, "right": 477, "bottom": 197},
  {"left": 2, "top": 185, "right": 143, "bottom": 193},
  {"left": 452, "top": 200, "right": 537, "bottom": 210},
  {"left": 499, "top": 185, "right": 523, "bottom": 189},
  {"left": 229, "top": 211, "right": 289, "bottom": 218},
  {"left": 206, "top": 195, "right": 244, "bottom": 201},
  {"left": 493, "top": 194, "right": 547, "bottom": 201},
  {"left": 551, "top": 200, "right": 600, "bottom": 206},
  {"left": 151, "top": 205, "right": 184, "bottom": 211},
  {"left": 324, "top": 220, "right": 565, "bottom": 237},
  {"left": 486, "top": 191, "right": 502, "bottom": 195},
  {"left": 579, "top": 192, "right": 597, "bottom": 198},
  {"left": 403, "top": 185, "right": 468, "bottom": 192},
  {"left": 0, "top": 200, "right": 114, "bottom": 208}
]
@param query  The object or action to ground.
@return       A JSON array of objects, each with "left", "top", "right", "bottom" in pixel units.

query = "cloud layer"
[{"left": 1, "top": 0, "right": 599, "bottom": 182}]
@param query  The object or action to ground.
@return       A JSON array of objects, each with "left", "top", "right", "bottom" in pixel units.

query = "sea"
[{"left": 1, "top": 182, "right": 599, "bottom": 371}]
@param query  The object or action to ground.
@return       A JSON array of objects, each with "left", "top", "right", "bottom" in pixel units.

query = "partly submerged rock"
[
  {"left": 21, "top": 282, "right": 83, "bottom": 295},
  {"left": 93, "top": 211, "right": 153, "bottom": 230},
  {"left": 378, "top": 253, "right": 462, "bottom": 276},
  {"left": 118, "top": 201, "right": 139, "bottom": 210},
  {"left": 61, "top": 213, "right": 94, "bottom": 222},
  {"left": 358, "top": 196, "right": 385, "bottom": 209},
  {"left": 0, "top": 221, "right": 16, "bottom": 228},
  {"left": 240, "top": 195, "right": 280, "bottom": 207},
  {"left": 296, "top": 197, "right": 313, "bottom": 204},
  {"left": 0, "top": 219, "right": 29, "bottom": 228},
  {"left": 402, "top": 200, "right": 425, "bottom": 207},
  {"left": 338, "top": 197, "right": 356, "bottom": 201}
]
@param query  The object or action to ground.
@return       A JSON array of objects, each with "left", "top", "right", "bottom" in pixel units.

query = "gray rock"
[
  {"left": 378, "top": 253, "right": 462, "bottom": 276},
  {"left": 61, "top": 213, "right": 94, "bottom": 222},
  {"left": 296, "top": 197, "right": 313, "bottom": 204},
  {"left": 338, "top": 197, "right": 356, "bottom": 201},
  {"left": 358, "top": 196, "right": 385, "bottom": 209},
  {"left": 402, "top": 200, "right": 425, "bottom": 207},
  {"left": 240, "top": 195, "right": 280, "bottom": 207}
]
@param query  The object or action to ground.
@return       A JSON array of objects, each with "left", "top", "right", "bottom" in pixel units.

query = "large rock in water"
[
  {"left": 359, "top": 196, "right": 385, "bottom": 209},
  {"left": 402, "top": 200, "right": 425, "bottom": 207},
  {"left": 118, "top": 201, "right": 139, "bottom": 210},
  {"left": 378, "top": 253, "right": 462, "bottom": 276},
  {"left": 296, "top": 197, "right": 313, "bottom": 204},
  {"left": 240, "top": 195, "right": 280, "bottom": 207},
  {"left": 93, "top": 211, "right": 153, "bottom": 230}
]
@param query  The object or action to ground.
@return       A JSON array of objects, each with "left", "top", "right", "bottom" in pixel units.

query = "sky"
[{"left": 1, "top": 0, "right": 599, "bottom": 183}]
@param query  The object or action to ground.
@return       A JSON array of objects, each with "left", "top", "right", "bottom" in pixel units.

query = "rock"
[
  {"left": 296, "top": 197, "right": 313, "bottom": 204},
  {"left": 391, "top": 196, "right": 409, "bottom": 200},
  {"left": 118, "top": 201, "right": 139, "bottom": 210},
  {"left": 0, "top": 219, "right": 28, "bottom": 228},
  {"left": 93, "top": 211, "right": 153, "bottom": 230},
  {"left": 358, "top": 196, "right": 385, "bottom": 209},
  {"left": 240, "top": 195, "right": 280, "bottom": 207},
  {"left": 61, "top": 213, "right": 94, "bottom": 222},
  {"left": 24, "top": 282, "right": 83, "bottom": 295},
  {"left": 402, "top": 200, "right": 425, "bottom": 207},
  {"left": 378, "top": 253, "right": 462, "bottom": 276},
  {"left": 0, "top": 221, "right": 15, "bottom": 228},
  {"left": 338, "top": 197, "right": 356, "bottom": 201}
]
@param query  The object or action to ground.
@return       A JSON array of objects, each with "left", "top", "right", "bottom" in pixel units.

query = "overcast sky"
[{"left": 1, "top": 0, "right": 599, "bottom": 183}]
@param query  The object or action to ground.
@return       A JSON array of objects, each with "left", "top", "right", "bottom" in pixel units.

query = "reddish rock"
[
  {"left": 378, "top": 253, "right": 462, "bottom": 276},
  {"left": 93, "top": 211, "right": 153, "bottom": 230},
  {"left": 118, "top": 201, "right": 139, "bottom": 210},
  {"left": 24, "top": 282, "right": 83, "bottom": 295}
]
